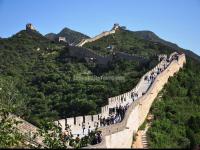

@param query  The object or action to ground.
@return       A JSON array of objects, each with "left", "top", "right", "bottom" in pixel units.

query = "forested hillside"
[
  {"left": 83, "top": 29, "right": 175, "bottom": 57},
  {"left": 147, "top": 56, "right": 200, "bottom": 149}
]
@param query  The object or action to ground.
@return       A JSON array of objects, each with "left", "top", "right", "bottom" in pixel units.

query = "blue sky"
[{"left": 0, "top": 0, "right": 199, "bottom": 55}]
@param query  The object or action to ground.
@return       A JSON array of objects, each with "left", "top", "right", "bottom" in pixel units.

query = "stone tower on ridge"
[
  {"left": 112, "top": 23, "right": 120, "bottom": 30},
  {"left": 26, "top": 23, "right": 36, "bottom": 31}
]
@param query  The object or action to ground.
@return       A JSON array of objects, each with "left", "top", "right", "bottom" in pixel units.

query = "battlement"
[{"left": 58, "top": 36, "right": 66, "bottom": 42}]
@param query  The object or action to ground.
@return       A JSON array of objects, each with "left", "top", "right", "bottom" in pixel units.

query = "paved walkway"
[{"left": 137, "top": 79, "right": 151, "bottom": 98}]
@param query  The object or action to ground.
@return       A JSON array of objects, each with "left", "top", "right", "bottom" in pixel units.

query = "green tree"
[
  {"left": 37, "top": 121, "right": 67, "bottom": 149},
  {"left": 0, "top": 107, "right": 24, "bottom": 148}
]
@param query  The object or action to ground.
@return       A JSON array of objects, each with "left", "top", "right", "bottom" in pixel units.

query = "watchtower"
[
  {"left": 112, "top": 23, "right": 120, "bottom": 30},
  {"left": 26, "top": 23, "right": 35, "bottom": 31}
]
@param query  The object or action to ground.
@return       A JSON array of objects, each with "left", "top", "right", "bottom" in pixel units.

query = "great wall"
[
  {"left": 76, "top": 23, "right": 120, "bottom": 47},
  {"left": 68, "top": 46, "right": 147, "bottom": 65},
  {"left": 52, "top": 52, "right": 186, "bottom": 148},
  {"left": 9, "top": 24, "right": 186, "bottom": 148}
]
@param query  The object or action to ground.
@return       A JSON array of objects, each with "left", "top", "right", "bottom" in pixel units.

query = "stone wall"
[
  {"left": 76, "top": 29, "right": 116, "bottom": 47},
  {"left": 68, "top": 46, "right": 146, "bottom": 65},
  {"left": 88, "top": 53, "right": 186, "bottom": 148}
]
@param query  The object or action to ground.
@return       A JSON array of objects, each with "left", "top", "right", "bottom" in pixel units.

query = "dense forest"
[{"left": 147, "top": 56, "right": 200, "bottom": 149}]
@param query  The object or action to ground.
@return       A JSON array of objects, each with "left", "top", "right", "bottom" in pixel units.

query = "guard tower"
[
  {"left": 112, "top": 23, "right": 120, "bottom": 30},
  {"left": 58, "top": 37, "right": 67, "bottom": 43},
  {"left": 26, "top": 23, "right": 35, "bottom": 31}
]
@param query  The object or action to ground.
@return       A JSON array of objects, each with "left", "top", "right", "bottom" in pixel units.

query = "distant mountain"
[
  {"left": 45, "top": 27, "right": 90, "bottom": 45},
  {"left": 183, "top": 49, "right": 200, "bottom": 61},
  {"left": 133, "top": 31, "right": 179, "bottom": 49},
  {"left": 132, "top": 30, "right": 200, "bottom": 61},
  {"left": 45, "top": 33, "right": 56, "bottom": 41}
]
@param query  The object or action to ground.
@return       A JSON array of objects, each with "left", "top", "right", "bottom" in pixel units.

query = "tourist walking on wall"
[
  {"left": 88, "top": 126, "right": 91, "bottom": 134},
  {"left": 82, "top": 122, "right": 85, "bottom": 135},
  {"left": 97, "top": 131, "right": 102, "bottom": 143},
  {"left": 100, "top": 116, "right": 103, "bottom": 127},
  {"left": 103, "top": 117, "right": 106, "bottom": 126}
]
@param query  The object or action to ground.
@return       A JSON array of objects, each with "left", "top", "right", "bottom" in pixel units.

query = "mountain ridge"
[
  {"left": 45, "top": 27, "right": 90, "bottom": 45},
  {"left": 131, "top": 30, "right": 200, "bottom": 61},
  {"left": 133, "top": 30, "right": 179, "bottom": 49}
]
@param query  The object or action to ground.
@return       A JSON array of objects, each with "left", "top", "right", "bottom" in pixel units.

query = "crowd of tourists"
[
  {"left": 62, "top": 124, "right": 102, "bottom": 147},
  {"left": 131, "top": 55, "right": 175, "bottom": 102},
  {"left": 73, "top": 130, "right": 102, "bottom": 146},
  {"left": 99, "top": 103, "right": 130, "bottom": 127},
  {"left": 90, "top": 130, "right": 103, "bottom": 145},
  {"left": 131, "top": 92, "right": 138, "bottom": 101}
]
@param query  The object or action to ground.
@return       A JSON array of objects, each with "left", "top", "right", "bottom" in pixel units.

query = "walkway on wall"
[{"left": 137, "top": 79, "right": 151, "bottom": 98}]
